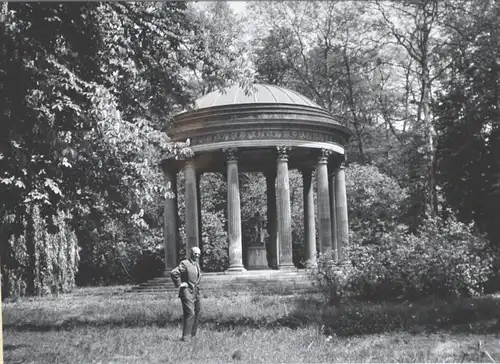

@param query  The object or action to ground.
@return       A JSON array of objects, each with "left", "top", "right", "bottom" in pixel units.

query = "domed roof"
[{"left": 193, "top": 83, "right": 323, "bottom": 110}]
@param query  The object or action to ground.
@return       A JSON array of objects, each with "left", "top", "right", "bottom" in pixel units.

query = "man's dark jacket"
[{"left": 170, "top": 259, "right": 201, "bottom": 298}]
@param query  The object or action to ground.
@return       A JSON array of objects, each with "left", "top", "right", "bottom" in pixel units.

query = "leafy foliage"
[
  {"left": 0, "top": 2, "right": 245, "bottom": 295},
  {"left": 314, "top": 215, "right": 494, "bottom": 301},
  {"left": 435, "top": 0, "right": 500, "bottom": 245},
  {"left": 3, "top": 0, "right": 500, "bottom": 300},
  {"left": 345, "top": 164, "right": 409, "bottom": 245},
  {"left": 1, "top": 206, "right": 79, "bottom": 297}
]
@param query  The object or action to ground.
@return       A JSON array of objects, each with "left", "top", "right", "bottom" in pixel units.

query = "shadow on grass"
[
  {"left": 312, "top": 295, "right": 500, "bottom": 337},
  {"left": 5, "top": 294, "right": 500, "bottom": 337},
  {"left": 3, "top": 344, "right": 31, "bottom": 352},
  {"left": 204, "top": 295, "right": 500, "bottom": 337},
  {"left": 3, "top": 316, "right": 183, "bottom": 332}
]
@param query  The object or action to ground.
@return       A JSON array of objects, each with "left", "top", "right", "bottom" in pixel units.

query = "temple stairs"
[{"left": 129, "top": 269, "right": 320, "bottom": 295}]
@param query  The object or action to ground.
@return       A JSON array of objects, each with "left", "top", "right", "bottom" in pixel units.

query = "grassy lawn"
[{"left": 3, "top": 287, "right": 500, "bottom": 363}]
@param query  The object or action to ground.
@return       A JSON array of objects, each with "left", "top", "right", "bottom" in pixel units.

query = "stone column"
[
  {"left": 302, "top": 167, "right": 316, "bottom": 267},
  {"left": 224, "top": 148, "right": 246, "bottom": 272},
  {"left": 196, "top": 172, "right": 203, "bottom": 270},
  {"left": 335, "top": 161, "right": 349, "bottom": 261},
  {"left": 184, "top": 160, "right": 200, "bottom": 254},
  {"left": 163, "top": 168, "right": 179, "bottom": 272},
  {"left": 329, "top": 168, "right": 339, "bottom": 262},
  {"left": 265, "top": 170, "right": 278, "bottom": 269},
  {"left": 276, "top": 146, "right": 295, "bottom": 270},
  {"left": 317, "top": 149, "right": 333, "bottom": 255}
]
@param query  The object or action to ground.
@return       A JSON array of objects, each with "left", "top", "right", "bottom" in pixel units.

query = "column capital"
[
  {"left": 276, "top": 145, "right": 291, "bottom": 162},
  {"left": 223, "top": 147, "right": 238, "bottom": 162},
  {"left": 318, "top": 149, "right": 332, "bottom": 164},
  {"left": 185, "top": 159, "right": 196, "bottom": 168}
]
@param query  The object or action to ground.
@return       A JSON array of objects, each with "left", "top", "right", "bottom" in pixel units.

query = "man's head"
[{"left": 190, "top": 247, "right": 201, "bottom": 261}]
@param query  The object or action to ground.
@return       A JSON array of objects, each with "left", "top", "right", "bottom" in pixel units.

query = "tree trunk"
[
  {"left": 25, "top": 208, "right": 36, "bottom": 296},
  {"left": 422, "top": 65, "right": 436, "bottom": 218}
]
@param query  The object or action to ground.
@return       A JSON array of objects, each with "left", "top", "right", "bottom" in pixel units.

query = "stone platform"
[{"left": 129, "top": 269, "right": 320, "bottom": 295}]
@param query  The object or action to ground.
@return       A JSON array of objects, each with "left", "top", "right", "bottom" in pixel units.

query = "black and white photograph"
[{"left": 2, "top": 1, "right": 500, "bottom": 363}]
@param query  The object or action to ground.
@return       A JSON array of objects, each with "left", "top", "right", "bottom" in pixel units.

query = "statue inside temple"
[{"left": 249, "top": 211, "right": 266, "bottom": 246}]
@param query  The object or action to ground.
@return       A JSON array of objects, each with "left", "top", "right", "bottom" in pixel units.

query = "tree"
[
  {"left": 249, "top": 1, "right": 403, "bottom": 167},
  {"left": 434, "top": 0, "right": 500, "bottom": 245},
  {"left": 184, "top": 2, "right": 254, "bottom": 98},
  {"left": 373, "top": 0, "right": 455, "bottom": 226},
  {"left": 0, "top": 2, "right": 235, "bottom": 294}
]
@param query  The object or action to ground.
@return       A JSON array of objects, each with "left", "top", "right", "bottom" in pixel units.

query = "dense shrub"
[
  {"left": 314, "top": 215, "right": 494, "bottom": 301},
  {"left": 312, "top": 254, "right": 354, "bottom": 305},
  {"left": 75, "top": 216, "right": 163, "bottom": 286},
  {"left": 345, "top": 163, "right": 409, "bottom": 245}
]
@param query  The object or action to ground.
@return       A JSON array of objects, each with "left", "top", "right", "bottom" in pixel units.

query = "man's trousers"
[{"left": 180, "top": 290, "right": 201, "bottom": 339}]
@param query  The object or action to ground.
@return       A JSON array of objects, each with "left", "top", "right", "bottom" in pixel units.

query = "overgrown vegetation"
[
  {"left": 2, "top": 0, "right": 500, "bottom": 300},
  {"left": 0, "top": 2, "right": 249, "bottom": 295},
  {"left": 4, "top": 287, "right": 500, "bottom": 363},
  {"left": 314, "top": 165, "right": 495, "bottom": 302}
]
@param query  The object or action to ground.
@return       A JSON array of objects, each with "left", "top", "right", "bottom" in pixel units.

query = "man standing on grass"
[{"left": 170, "top": 246, "right": 202, "bottom": 342}]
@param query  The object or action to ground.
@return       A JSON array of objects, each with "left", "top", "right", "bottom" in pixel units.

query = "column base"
[{"left": 225, "top": 266, "right": 247, "bottom": 274}]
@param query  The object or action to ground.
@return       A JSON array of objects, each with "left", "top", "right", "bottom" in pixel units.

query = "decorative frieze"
[{"left": 188, "top": 129, "right": 345, "bottom": 146}]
